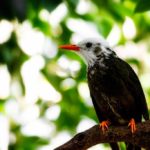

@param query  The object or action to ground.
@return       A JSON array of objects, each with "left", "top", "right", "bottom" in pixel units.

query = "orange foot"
[
  {"left": 128, "top": 118, "right": 136, "bottom": 133},
  {"left": 99, "top": 120, "right": 110, "bottom": 133}
]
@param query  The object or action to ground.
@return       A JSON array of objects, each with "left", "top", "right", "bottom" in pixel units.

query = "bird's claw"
[
  {"left": 128, "top": 118, "right": 136, "bottom": 133},
  {"left": 99, "top": 120, "right": 110, "bottom": 133}
]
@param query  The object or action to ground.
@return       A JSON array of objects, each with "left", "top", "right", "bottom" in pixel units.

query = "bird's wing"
[
  {"left": 114, "top": 58, "right": 149, "bottom": 120},
  {"left": 90, "top": 93, "right": 105, "bottom": 122}
]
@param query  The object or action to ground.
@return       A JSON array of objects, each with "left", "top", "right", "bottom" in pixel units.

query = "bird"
[{"left": 59, "top": 38, "right": 149, "bottom": 150}]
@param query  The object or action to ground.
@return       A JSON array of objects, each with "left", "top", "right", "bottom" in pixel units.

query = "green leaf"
[{"left": 135, "top": 0, "right": 150, "bottom": 13}]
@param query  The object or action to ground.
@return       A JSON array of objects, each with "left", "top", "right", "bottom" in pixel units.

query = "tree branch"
[{"left": 54, "top": 120, "right": 150, "bottom": 150}]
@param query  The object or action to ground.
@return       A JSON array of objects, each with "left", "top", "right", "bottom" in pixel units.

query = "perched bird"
[{"left": 59, "top": 38, "right": 149, "bottom": 150}]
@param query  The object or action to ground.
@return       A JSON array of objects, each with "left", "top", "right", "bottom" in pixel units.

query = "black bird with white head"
[{"left": 59, "top": 38, "right": 149, "bottom": 150}]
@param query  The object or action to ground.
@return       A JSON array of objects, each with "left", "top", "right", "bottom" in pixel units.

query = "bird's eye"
[{"left": 86, "top": 42, "right": 92, "bottom": 48}]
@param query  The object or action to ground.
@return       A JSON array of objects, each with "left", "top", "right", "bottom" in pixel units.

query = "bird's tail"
[{"left": 109, "top": 142, "right": 119, "bottom": 150}]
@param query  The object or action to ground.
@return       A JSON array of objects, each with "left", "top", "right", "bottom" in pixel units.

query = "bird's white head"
[{"left": 59, "top": 38, "right": 115, "bottom": 66}]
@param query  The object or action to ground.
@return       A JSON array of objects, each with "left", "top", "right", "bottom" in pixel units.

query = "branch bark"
[{"left": 55, "top": 120, "right": 150, "bottom": 150}]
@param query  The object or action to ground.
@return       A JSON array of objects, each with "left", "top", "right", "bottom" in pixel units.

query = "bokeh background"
[{"left": 0, "top": 0, "right": 150, "bottom": 150}]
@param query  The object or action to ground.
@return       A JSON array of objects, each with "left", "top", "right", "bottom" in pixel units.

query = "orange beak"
[{"left": 59, "top": 44, "right": 80, "bottom": 51}]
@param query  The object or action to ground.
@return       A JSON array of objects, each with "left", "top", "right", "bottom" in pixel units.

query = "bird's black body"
[
  {"left": 88, "top": 53, "right": 149, "bottom": 149},
  {"left": 88, "top": 53, "right": 149, "bottom": 124}
]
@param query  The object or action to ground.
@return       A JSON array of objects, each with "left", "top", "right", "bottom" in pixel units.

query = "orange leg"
[
  {"left": 128, "top": 118, "right": 136, "bottom": 133},
  {"left": 99, "top": 120, "right": 110, "bottom": 133}
]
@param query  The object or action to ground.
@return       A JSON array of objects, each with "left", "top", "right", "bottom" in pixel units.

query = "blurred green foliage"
[{"left": 0, "top": 0, "right": 150, "bottom": 150}]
